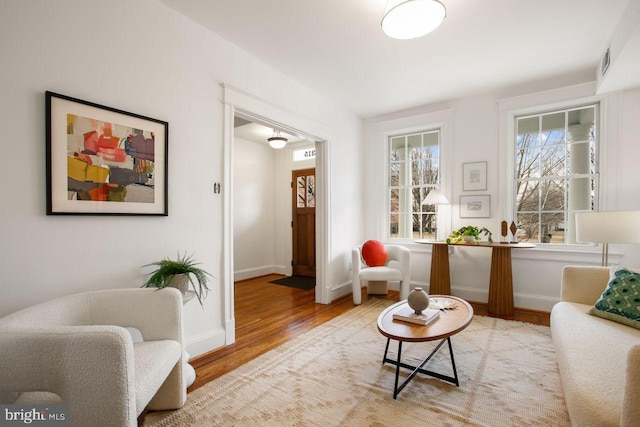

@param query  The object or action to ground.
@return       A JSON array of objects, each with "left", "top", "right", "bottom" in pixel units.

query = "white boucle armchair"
[
  {"left": 352, "top": 244, "right": 411, "bottom": 305},
  {"left": 0, "top": 288, "right": 186, "bottom": 427}
]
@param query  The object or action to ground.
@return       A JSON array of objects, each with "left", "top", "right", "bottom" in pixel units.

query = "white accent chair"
[
  {"left": 352, "top": 244, "right": 411, "bottom": 305},
  {"left": 0, "top": 288, "right": 186, "bottom": 427}
]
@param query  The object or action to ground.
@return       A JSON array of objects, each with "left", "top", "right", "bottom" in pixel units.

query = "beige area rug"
[{"left": 144, "top": 299, "right": 569, "bottom": 426}]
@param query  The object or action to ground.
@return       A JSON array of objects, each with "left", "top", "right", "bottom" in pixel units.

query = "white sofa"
[
  {"left": 0, "top": 288, "right": 186, "bottom": 427},
  {"left": 550, "top": 266, "right": 640, "bottom": 427}
]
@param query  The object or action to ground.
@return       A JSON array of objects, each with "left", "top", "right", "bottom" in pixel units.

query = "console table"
[{"left": 416, "top": 241, "right": 535, "bottom": 316}]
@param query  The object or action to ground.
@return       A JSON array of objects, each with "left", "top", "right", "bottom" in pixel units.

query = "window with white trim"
[
  {"left": 388, "top": 129, "right": 440, "bottom": 239},
  {"left": 514, "top": 104, "right": 598, "bottom": 244}
]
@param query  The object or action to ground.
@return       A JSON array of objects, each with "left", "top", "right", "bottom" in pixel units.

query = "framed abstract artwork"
[
  {"left": 462, "top": 161, "right": 487, "bottom": 191},
  {"left": 459, "top": 195, "right": 490, "bottom": 218},
  {"left": 46, "top": 91, "right": 168, "bottom": 215}
]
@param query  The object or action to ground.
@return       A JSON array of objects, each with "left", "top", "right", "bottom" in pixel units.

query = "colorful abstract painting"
[{"left": 47, "top": 92, "right": 168, "bottom": 215}]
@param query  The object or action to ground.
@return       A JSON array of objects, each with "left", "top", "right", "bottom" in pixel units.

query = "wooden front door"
[{"left": 292, "top": 168, "right": 316, "bottom": 277}]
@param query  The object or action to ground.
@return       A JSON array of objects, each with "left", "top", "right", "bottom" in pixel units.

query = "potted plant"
[
  {"left": 446, "top": 226, "right": 493, "bottom": 244},
  {"left": 141, "top": 252, "right": 212, "bottom": 306}
]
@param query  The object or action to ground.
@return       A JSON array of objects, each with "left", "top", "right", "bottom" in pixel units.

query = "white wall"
[
  {"left": 233, "top": 137, "right": 276, "bottom": 281},
  {"left": 364, "top": 83, "right": 640, "bottom": 312},
  {"left": 0, "top": 0, "right": 362, "bottom": 357}
]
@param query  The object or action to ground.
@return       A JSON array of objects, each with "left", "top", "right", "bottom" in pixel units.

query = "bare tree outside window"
[
  {"left": 389, "top": 130, "right": 440, "bottom": 239},
  {"left": 515, "top": 105, "right": 598, "bottom": 244}
]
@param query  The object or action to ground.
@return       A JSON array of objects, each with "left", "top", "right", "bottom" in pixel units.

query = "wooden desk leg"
[
  {"left": 488, "top": 247, "right": 514, "bottom": 316},
  {"left": 429, "top": 245, "right": 451, "bottom": 295}
]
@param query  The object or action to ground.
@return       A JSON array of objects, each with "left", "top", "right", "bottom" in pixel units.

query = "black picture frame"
[{"left": 46, "top": 91, "right": 168, "bottom": 215}]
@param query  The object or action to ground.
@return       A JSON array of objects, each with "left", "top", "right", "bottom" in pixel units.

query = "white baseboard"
[
  {"left": 185, "top": 328, "right": 226, "bottom": 358},
  {"left": 234, "top": 265, "right": 288, "bottom": 282},
  {"left": 330, "top": 280, "right": 352, "bottom": 302},
  {"left": 451, "top": 285, "right": 558, "bottom": 312}
]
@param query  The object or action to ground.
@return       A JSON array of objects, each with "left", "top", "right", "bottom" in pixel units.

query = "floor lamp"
[{"left": 574, "top": 211, "right": 640, "bottom": 266}]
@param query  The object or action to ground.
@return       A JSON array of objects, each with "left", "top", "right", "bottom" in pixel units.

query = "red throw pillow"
[{"left": 362, "top": 240, "right": 387, "bottom": 267}]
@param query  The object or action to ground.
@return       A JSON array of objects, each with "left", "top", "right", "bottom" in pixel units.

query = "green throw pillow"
[{"left": 589, "top": 268, "right": 640, "bottom": 330}]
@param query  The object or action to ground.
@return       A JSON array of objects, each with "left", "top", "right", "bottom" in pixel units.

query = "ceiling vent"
[{"left": 600, "top": 47, "right": 611, "bottom": 77}]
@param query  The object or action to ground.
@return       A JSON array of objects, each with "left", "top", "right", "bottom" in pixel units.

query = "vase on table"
[{"left": 407, "top": 287, "right": 430, "bottom": 314}]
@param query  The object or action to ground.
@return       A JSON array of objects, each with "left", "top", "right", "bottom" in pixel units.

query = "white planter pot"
[{"left": 166, "top": 274, "right": 190, "bottom": 294}]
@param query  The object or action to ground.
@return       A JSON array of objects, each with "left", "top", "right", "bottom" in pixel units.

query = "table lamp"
[
  {"left": 423, "top": 188, "right": 449, "bottom": 205},
  {"left": 422, "top": 189, "right": 449, "bottom": 241},
  {"left": 574, "top": 211, "right": 640, "bottom": 266}
]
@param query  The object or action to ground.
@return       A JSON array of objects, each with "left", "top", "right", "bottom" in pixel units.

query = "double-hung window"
[
  {"left": 389, "top": 129, "right": 441, "bottom": 240},
  {"left": 514, "top": 104, "right": 598, "bottom": 244}
]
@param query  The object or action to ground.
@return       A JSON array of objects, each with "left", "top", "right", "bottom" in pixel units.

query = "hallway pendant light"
[
  {"left": 381, "top": 0, "right": 446, "bottom": 40},
  {"left": 268, "top": 130, "right": 288, "bottom": 149}
]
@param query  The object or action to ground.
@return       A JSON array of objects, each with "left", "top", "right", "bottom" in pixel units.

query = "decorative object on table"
[
  {"left": 446, "top": 225, "right": 493, "bottom": 244},
  {"left": 575, "top": 211, "right": 640, "bottom": 266},
  {"left": 142, "top": 252, "right": 212, "bottom": 306},
  {"left": 46, "top": 91, "right": 168, "bottom": 215},
  {"left": 429, "top": 297, "right": 458, "bottom": 310},
  {"left": 500, "top": 220, "right": 508, "bottom": 244},
  {"left": 462, "top": 161, "right": 487, "bottom": 191},
  {"left": 392, "top": 305, "right": 441, "bottom": 325},
  {"left": 459, "top": 195, "right": 490, "bottom": 218},
  {"left": 510, "top": 221, "right": 518, "bottom": 243},
  {"left": 407, "top": 287, "right": 430, "bottom": 314}
]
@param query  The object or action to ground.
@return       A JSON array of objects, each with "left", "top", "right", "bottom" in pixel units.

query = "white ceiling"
[
  {"left": 234, "top": 122, "right": 306, "bottom": 146},
  {"left": 159, "top": 0, "right": 632, "bottom": 118}
]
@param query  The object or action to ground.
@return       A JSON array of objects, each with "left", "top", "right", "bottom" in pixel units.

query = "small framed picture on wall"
[
  {"left": 460, "top": 195, "right": 490, "bottom": 218},
  {"left": 462, "top": 161, "right": 487, "bottom": 191}
]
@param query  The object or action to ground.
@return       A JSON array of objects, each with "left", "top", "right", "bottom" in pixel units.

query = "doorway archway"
[{"left": 222, "top": 84, "right": 331, "bottom": 345}]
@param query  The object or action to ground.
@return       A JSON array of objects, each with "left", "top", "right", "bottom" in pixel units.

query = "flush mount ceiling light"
[
  {"left": 267, "top": 129, "right": 288, "bottom": 149},
  {"left": 381, "top": 0, "right": 446, "bottom": 40}
]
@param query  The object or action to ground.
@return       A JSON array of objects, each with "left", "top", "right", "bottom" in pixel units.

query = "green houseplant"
[
  {"left": 446, "top": 226, "right": 493, "bottom": 244},
  {"left": 142, "top": 252, "right": 212, "bottom": 307}
]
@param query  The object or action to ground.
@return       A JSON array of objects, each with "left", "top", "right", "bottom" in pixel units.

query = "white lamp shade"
[
  {"left": 422, "top": 188, "right": 449, "bottom": 205},
  {"left": 381, "top": 0, "right": 446, "bottom": 40},
  {"left": 267, "top": 130, "right": 288, "bottom": 149},
  {"left": 575, "top": 211, "right": 640, "bottom": 244}
]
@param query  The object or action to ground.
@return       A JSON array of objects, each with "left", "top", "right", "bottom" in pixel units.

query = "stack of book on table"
[{"left": 393, "top": 307, "right": 440, "bottom": 325}]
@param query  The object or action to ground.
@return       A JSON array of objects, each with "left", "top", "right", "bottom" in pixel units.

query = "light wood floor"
[{"left": 188, "top": 274, "right": 550, "bottom": 393}]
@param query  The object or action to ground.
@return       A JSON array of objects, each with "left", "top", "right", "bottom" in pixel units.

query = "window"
[
  {"left": 514, "top": 104, "right": 598, "bottom": 244},
  {"left": 389, "top": 129, "right": 440, "bottom": 239}
]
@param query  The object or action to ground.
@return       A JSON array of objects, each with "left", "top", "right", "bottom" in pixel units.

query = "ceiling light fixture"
[
  {"left": 381, "top": 0, "right": 446, "bottom": 40},
  {"left": 267, "top": 130, "right": 288, "bottom": 149}
]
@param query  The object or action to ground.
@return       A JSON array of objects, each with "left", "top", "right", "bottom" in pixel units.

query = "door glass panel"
[
  {"left": 306, "top": 175, "right": 315, "bottom": 207},
  {"left": 297, "top": 176, "right": 305, "bottom": 208}
]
